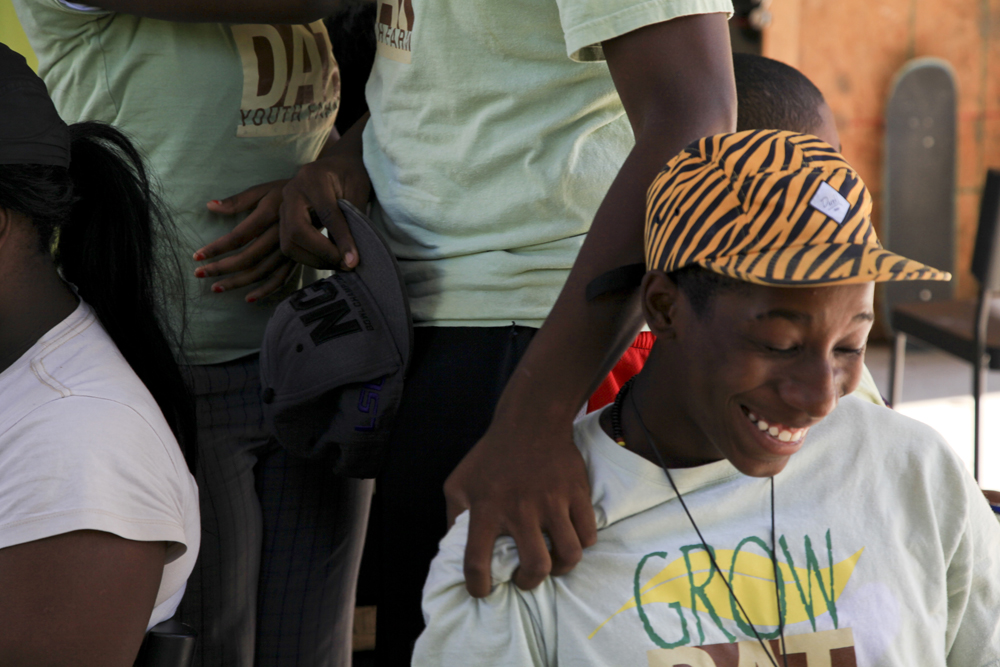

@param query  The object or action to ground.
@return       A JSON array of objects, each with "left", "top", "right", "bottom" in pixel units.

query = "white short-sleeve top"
[{"left": 0, "top": 299, "right": 200, "bottom": 630}]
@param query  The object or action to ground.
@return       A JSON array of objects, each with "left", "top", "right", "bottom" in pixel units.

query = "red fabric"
[{"left": 587, "top": 331, "right": 656, "bottom": 413}]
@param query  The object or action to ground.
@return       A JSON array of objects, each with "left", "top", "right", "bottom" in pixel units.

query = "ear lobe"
[{"left": 641, "top": 271, "right": 681, "bottom": 339}]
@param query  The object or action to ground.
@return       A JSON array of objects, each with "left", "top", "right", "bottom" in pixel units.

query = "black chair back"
[
  {"left": 133, "top": 619, "right": 196, "bottom": 667},
  {"left": 971, "top": 169, "right": 1000, "bottom": 293}
]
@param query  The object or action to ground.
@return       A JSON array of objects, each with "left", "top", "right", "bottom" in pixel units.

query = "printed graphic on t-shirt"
[
  {"left": 591, "top": 530, "right": 863, "bottom": 655},
  {"left": 647, "top": 628, "right": 857, "bottom": 666},
  {"left": 375, "top": 0, "right": 415, "bottom": 63},
  {"left": 232, "top": 21, "right": 339, "bottom": 138}
]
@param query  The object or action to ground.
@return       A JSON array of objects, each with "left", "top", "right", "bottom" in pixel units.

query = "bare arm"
[
  {"left": 0, "top": 530, "right": 166, "bottom": 666},
  {"left": 444, "top": 13, "right": 737, "bottom": 597},
  {"left": 75, "top": 0, "right": 352, "bottom": 24}
]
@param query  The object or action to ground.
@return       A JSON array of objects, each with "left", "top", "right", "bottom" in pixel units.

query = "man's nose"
[{"left": 779, "top": 354, "right": 839, "bottom": 420}]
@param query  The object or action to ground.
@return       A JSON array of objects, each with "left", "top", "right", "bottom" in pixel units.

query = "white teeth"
[{"left": 747, "top": 409, "right": 805, "bottom": 442}]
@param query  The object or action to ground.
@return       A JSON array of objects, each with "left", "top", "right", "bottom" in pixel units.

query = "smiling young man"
[{"left": 413, "top": 130, "right": 1000, "bottom": 666}]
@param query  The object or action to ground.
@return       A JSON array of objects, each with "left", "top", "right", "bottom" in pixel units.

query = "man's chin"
[{"left": 732, "top": 455, "right": 791, "bottom": 479}]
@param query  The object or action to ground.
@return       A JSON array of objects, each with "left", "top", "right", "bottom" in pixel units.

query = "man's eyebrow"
[
  {"left": 755, "top": 309, "right": 809, "bottom": 323},
  {"left": 754, "top": 309, "right": 875, "bottom": 323}
]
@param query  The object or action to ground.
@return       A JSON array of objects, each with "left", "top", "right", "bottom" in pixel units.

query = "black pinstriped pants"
[{"left": 177, "top": 355, "right": 373, "bottom": 667}]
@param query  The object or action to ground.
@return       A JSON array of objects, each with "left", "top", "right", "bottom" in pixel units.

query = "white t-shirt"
[
  {"left": 0, "top": 300, "right": 200, "bottom": 630},
  {"left": 416, "top": 397, "right": 1000, "bottom": 666}
]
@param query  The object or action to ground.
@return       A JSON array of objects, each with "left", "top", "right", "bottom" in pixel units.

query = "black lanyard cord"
[{"left": 628, "top": 388, "right": 789, "bottom": 667}]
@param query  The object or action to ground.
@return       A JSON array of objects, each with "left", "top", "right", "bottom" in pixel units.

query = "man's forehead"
[{"left": 715, "top": 281, "right": 875, "bottom": 322}]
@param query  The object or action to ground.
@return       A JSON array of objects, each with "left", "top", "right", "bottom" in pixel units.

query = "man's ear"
[{"left": 641, "top": 270, "right": 682, "bottom": 340}]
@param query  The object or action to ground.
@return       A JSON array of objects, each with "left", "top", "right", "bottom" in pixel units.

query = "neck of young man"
[
  {"left": 600, "top": 355, "right": 721, "bottom": 470},
  {"left": 0, "top": 259, "right": 79, "bottom": 374}
]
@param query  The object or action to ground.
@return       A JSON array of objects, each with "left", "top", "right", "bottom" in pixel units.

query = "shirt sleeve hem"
[
  {"left": 52, "top": 0, "right": 111, "bottom": 13},
  {"left": 0, "top": 508, "right": 188, "bottom": 557},
  {"left": 563, "top": 0, "right": 735, "bottom": 62}
]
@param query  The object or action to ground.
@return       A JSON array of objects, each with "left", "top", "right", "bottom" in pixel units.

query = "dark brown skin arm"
[
  {"left": 443, "top": 13, "right": 737, "bottom": 597},
  {"left": 0, "top": 530, "right": 165, "bottom": 666}
]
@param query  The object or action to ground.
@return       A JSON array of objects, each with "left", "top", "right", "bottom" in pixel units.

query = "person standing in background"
[
  {"left": 11, "top": 1, "right": 369, "bottom": 665},
  {"left": 272, "top": 0, "right": 738, "bottom": 661},
  {"left": 0, "top": 44, "right": 200, "bottom": 665}
]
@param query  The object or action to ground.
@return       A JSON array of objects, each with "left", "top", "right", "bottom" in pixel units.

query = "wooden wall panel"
[{"left": 764, "top": 0, "right": 994, "bottom": 313}]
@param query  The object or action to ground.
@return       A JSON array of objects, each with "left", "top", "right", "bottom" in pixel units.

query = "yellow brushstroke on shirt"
[{"left": 589, "top": 547, "right": 863, "bottom": 639}]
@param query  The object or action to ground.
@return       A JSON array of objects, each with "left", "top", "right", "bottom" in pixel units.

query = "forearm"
[
  {"left": 494, "top": 15, "right": 735, "bottom": 427},
  {"left": 446, "top": 13, "right": 736, "bottom": 596}
]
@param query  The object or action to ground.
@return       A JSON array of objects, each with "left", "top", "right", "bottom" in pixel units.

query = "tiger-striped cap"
[{"left": 645, "top": 130, "right": 951, "bottom": 285}]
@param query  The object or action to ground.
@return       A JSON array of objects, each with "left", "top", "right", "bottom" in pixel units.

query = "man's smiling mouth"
[{"left": 741, "top": 406, "right": 808, "bottom": 443}]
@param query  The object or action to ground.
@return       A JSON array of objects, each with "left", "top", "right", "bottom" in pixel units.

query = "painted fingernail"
[
  {"left": 208, "top": 200, "right": 221, "bottom": 206},
  {"left": 193, "top": 251, "right": 205, "bottom": 261},
  {"left": 246, "top": 296, "right": 257, "bottom": 303},
  {"left": 194, "top": 268, "right": 206, "bottom": 278},
  {"left": 212, "top": 284, "right": 225, "bottom": 293}
]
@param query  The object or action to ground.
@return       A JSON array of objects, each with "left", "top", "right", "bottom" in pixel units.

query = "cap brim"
[
  {"left": 697, "top": 243, "right": 952, "bottom": 286},
  {"left": 338, "top": 200, "right": 413, "bottom": 365}
]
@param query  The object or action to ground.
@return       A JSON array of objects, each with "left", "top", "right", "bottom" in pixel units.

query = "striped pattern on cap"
[{"left": 645, "top": 130, "right": 951, "bottom": 285}]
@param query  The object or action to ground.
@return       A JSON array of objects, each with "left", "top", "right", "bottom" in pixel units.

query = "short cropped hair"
[
  {"left": 734, "top": 53, "right": 827, "bottom": 136},
  {"left": 660, "top": 57, "right": 828, "bottom": 316},
  {"left": 664, "top": 56, "right": 829, "bottom": 316},
  {"left": 667, "top": 266, "right": 749, "bottom": 316}
]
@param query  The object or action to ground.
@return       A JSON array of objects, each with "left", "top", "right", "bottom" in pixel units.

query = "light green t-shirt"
[
  {"left": 363, "top": 0, "right": 734, "bottom": 327},
  {"left": 13, "top": 0, "right": 339, "bottom": 364},
  {"left": 416, "top": 398, "right": 1000, "bottom": 665}
]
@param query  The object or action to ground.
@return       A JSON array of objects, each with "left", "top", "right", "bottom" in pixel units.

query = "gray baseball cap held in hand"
[{"left": 260, "top": 200, "right": 412, "bottom": 478}]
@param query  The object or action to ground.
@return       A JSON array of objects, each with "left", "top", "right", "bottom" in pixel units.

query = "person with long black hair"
[
  {"left": 0, "top": 44, "right": 199, "bottom": 666},
  {"left": 11, "top": 0, "right": 371, "bottom": 661}
]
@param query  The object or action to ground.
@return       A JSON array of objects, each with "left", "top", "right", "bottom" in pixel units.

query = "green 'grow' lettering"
[
  {"left": 634, "top": 551, "right": 690, "bottom": 649},
  {"left": 681, "top": 544, "right": 737, "bottom": 644},
  {"left": 727, "top": 536, "right": 784, "bottom": 640}
]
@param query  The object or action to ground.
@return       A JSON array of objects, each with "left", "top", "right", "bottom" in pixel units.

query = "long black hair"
[{"left": 0, "top": 122, "right": 196, "bottom": 472}]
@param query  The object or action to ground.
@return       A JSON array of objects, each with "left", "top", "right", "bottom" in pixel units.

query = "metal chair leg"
[
  {"left": 890, "top": 332, "right": 907, "bottom": 408},
  {"left": 973, "top": 353, "right": 989, "bottom": 483}
]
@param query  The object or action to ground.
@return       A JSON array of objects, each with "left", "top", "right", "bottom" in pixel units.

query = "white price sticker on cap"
[{"left": 810, "top": 181, "right": 851, "bottom": 224}]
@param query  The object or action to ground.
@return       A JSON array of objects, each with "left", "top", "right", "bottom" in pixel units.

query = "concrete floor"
[{"left": 864, "top": 341, "right": 1000, "bottom": 490}]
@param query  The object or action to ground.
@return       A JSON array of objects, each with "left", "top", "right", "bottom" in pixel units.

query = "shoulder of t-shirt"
[
  {"left": 572, "top": 410, "right": 740, "bottom": 530},
  {"left": 0, "top": 393, "right": 185, "bottom": 479},
  {"left": 827, "top": 395, "right": 953, "bottom": 453},
  {"left": 556, "top": 0, "right": 735, "bottom": 62},
  {"left": 30, "top": 311, "right": 164, "bottom": 421},
  {"left": 816, "top": 396, "right": 976, "bottom": 524},
  {"left": 815, "top": 396, "right": 962, "bottom": 471},
  {"left": 0, "top": 393, "right": 194, "bottom": 560}
]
